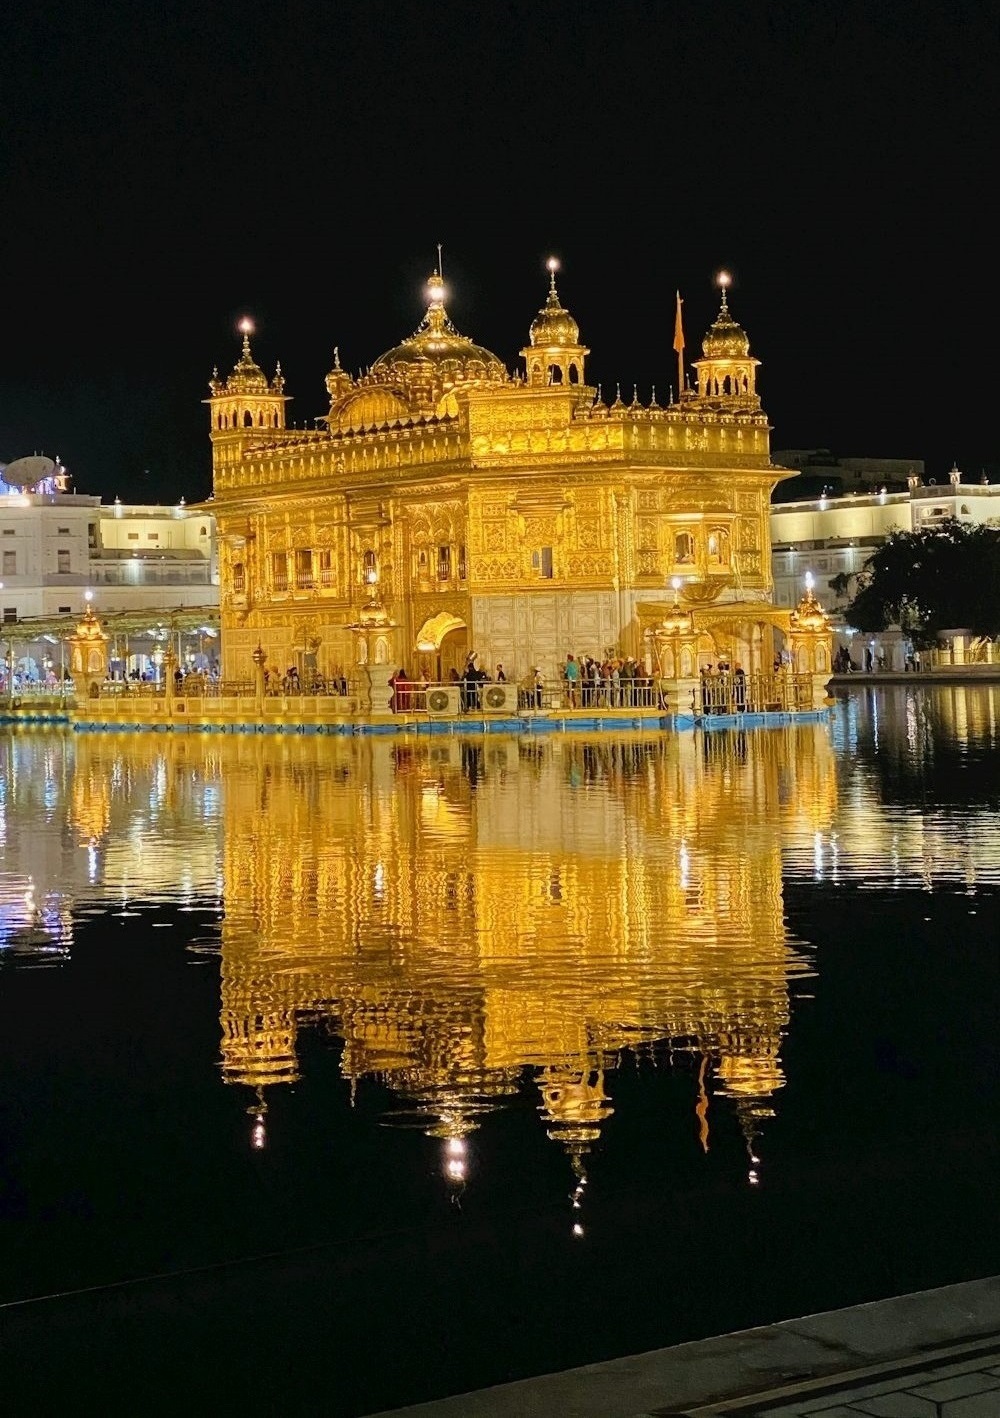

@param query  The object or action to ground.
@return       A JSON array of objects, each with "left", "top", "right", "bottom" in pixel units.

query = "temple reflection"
[{"left": 215, "top": 727, "right": 836, "bottom": 1188}]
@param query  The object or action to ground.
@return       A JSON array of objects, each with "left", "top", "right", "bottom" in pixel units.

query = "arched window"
[
  {"left": 674, "top": 531, "right": 695, "bottom": 564},
  {"left": 569, "top": 363, "right": 580, "bottom": 384},
  {"left": 548, "top": 364, "right": 563, "bottom": 384},
  {"left": 362, "top": 548, "right": 378, "bottom": 584},
  {"left": 232, "top": 562, "right": 246, "bottom": 594},
  {"left": 243, "top": 410, "right": 253, "bottom": 427},
  {"left": 707, "top": 528, "right": 730, "bottom": 565}
]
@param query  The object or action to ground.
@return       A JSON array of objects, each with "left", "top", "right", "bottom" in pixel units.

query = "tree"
[{"left": 845, "top": 519, "right": 1000, "bottom": 646}]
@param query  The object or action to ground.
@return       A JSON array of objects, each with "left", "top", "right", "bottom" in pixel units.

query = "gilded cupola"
[
  {"left": 369, "top": 272, "right": 508, "bottom": 414},
  {"left": 220, "top": 320, "right": 273, "bottom": 395},
  {"left": 701, "top": 283, "right": 751, "bottom": 359},
  {"left": 521, "top": 258, "right": 590, "bottom": 388},
  {"left": 206, "top": 319, "right": 289, "bottom": 458},
  {"left": 691, "top": 274, "right": 761, "bottom": 410}
]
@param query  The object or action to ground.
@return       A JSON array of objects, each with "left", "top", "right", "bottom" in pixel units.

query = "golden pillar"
[
  {"left": 68, "top": 600, "right": 110, "bottom": 699},
  {"left": 789, "top": 576, "right": 833, "bottom": 709}
]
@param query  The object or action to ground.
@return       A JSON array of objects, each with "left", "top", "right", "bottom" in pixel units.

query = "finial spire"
[
  {"left": 333, "top": 345, "right": 342, "bottom": 370},
  {"left": 436, "top": 242, "right": 444, "bottom": 279},
  {"left": 238, "top": 317, "right": 254, "bottom": 357},
  {"left": 546, "top": 255, "right": 560, "bottom": 299},
  {"left": 716, "top": 270, "right": 732, "bottom": 315}
]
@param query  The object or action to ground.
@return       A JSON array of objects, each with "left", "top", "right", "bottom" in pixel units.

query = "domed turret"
[
  {"left": 701, "top": 283, "right": 751, "bottom": 359},
  {"left": 205, "top": 319, "right": 290, "bottom": 475},
  {"left": 529, "top": 263, "right": 580, "bottom": 347},
  {"left": 224, "top": 320, "right": 272, "bottom": 395},
  {"left": 324, "top": 346, "right": 354, "bottom": 406},
  {"left": 521, "top": 258, "right": 590, "bottom": 387},
  {"left": 691, "top": 274, "right": 761, "bottom": 409}
]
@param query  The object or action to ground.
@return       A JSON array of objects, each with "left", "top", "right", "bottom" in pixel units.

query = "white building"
[
  {"left": 1, "top": 459, "right": 219, "bottom": 684},
  {"left": 1, "top": 481, "right": 217, "bottom": 627},
  {"left": 769, "top": 470, "right": 1000, "bottom": 613}
]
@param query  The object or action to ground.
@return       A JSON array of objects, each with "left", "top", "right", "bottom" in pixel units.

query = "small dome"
[
  {"left": 334, "top": 386, "right": 409, "bottom": 430},
  {"left": 225, "top": 329, "right": 271, "bottom": 393},
  {"left": 702, "top": 289, "right": 751, "bottom": 359},
  {"left": 529, "top": 265, "right": 580, "bottom": 347}
]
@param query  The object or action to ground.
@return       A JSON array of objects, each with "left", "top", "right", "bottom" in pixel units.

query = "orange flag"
[{"left": 673, "top": 291, "right": 685, "bottom": 354}]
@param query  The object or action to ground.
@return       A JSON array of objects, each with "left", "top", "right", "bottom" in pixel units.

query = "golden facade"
[{"left": 205, "top": 268, "right": 796, "bottom": 683}]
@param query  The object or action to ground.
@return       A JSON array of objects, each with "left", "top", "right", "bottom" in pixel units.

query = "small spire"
[
  {"left": 333, "top": 346, "right": 342, "bottom": 370},
  {"left": 716, "top": 270, "right": 732, "bottom": 316},
  {"left": 546, "top": 255, "right": 560, "bottom": 299},
  {"left": 238, "top": 316, "right": 254, "bottom": 357},
  {"left": 437, "top": 242, "right": 444, "bottom": 279}
]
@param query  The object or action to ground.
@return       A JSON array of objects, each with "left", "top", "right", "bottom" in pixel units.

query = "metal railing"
[
  {"left": 389, "top": 678, "right": 663, "bottom": 714},
  {"left": 697, "top": 671, "right": 813, "bottom": 715}
]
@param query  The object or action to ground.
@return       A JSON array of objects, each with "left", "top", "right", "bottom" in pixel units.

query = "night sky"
[{"left": 2, "top": 0, "right": 996, "bottom": 503}]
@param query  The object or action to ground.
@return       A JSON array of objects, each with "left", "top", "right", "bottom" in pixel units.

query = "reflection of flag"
[{"left": 673, "top": 291, "right": 685, "bottom": 353}]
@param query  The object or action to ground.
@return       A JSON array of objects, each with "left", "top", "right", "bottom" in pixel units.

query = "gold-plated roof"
[
  {"left": 224, "top": 328, "right": 271, "bottom": 393},
  {"left": 371, "top": 273, "right": 507, "bottom": 387},
  {"left": 701, "top": 287, "right": 751, "bottom": 359},
  {"left": 528, "top": 264, "right": 581, "bottom": 348}
]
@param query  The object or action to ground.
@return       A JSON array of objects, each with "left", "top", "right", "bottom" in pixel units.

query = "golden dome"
[
  {"left": 372, "top": 273, "right": 507, "bottom": 389},
  {"left": 702, "top": 287, "right": 751, "bottom": 359},
  {"left": 529, "top": 262, "right": 580, "bottom": 347},
  {"left": 333, "top": 385, "right": 410, "bottom": 430},
  {"left": 224, "top": 324, "right": 272, "bottom": 394}
]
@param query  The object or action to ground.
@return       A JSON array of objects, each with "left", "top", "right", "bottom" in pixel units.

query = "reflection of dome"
[
  {"left": 701, "top": 288, "right": 751, "bottom": 359},
  {"left": 371, "top": 274, "right": 507, "bottom": 391},
  {"left": 529, "top": 267, "right": 580, "bottom": 347}
]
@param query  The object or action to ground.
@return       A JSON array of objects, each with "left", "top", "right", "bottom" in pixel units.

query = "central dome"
[{"left": 371, "top": 274, "right": 507, "bottom": 389}]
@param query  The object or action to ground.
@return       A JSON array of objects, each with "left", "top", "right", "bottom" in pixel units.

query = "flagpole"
[{"left": 673, "top": 291, "right": 685, "bottom": 404}]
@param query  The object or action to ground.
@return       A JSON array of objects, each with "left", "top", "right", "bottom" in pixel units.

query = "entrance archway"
[{"left": 414, "top": 611, "right": 468, "bottom": 683}]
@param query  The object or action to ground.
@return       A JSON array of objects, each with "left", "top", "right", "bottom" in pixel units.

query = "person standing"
[{"left": 564, "top": 654, "right": 580, "bottom": 707}]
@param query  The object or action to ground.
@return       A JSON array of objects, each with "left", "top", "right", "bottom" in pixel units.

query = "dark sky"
[{"left": 1, "top": 0, "right": 996, "bottom": 502}]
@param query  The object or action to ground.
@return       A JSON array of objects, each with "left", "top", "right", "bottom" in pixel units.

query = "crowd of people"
[{"left": 559, "top": 654, "right": 657, "bottom": 708}]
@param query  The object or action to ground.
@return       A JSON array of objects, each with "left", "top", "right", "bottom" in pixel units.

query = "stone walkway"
[
  {"left": 686, "top": 1335, "right": 1000, "bottom": 1416},
  {"left": 370, "top": 1277, "right": 1000, "bottom": 1418}
]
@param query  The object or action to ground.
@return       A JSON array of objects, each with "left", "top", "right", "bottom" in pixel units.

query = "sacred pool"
[{"left": 1, "top": 685, "right": 998, "bottom": 1413}]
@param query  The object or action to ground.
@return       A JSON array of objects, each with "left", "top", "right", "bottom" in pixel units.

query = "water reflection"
[
  {"left": 217, "top": 727, "right": 830, "bottom": 1194},
  {"left": 7, "top": 696, "right": 999, "bottom": 1214}
]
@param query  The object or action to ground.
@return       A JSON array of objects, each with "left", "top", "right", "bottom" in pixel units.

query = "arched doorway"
[{"left": 414, "top": 612, "right": 468, "bottom": 684}]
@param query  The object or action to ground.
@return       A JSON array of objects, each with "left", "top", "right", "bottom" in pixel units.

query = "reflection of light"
[
  {"left": 373, "top": 862, "right": 385, "bottom": 900},
  {"left": 251, "top": 1115, "right": 266, "bottom": 1150},
  {"left": 443, "top": 1136, "right": 466, "bottom": 1183},
  {"left": 572, "top": 1223, "right": 584, "bottom": 1237}
]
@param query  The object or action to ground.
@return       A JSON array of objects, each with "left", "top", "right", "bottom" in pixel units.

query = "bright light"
[
  {"left": 671, "top": 576, "right": 682, "bottom": 591},
  {"left": 572, "top": 1223, "right": 584, "bottom": 1237},
  {"left": 546, "top": 256, "right": 560, "bottom": 273},
  {"left": 238, "top": 317, "right": 254, "bottom": 336},
  {"left": 84, "top": 590, "right": 94, "bottom": 603},
  {"left": 717, "top": 270, "right": 731, "bottom": 289},
  {"left": 804, "top": 571, "right": 814, "bottom": 591}
]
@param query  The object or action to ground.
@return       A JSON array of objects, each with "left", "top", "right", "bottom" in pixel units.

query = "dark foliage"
[{"left": 846, "top": 519, "right": 1000, "bottom": 645}]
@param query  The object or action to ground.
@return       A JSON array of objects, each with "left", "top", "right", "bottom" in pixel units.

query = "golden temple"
[{"left": 206, "top": 264, "right": 803, "bottom": 686}]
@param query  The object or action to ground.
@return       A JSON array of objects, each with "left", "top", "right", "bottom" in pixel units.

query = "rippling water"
[{"left": 1, "top": 685, "right": 999, "bottom": 1414}]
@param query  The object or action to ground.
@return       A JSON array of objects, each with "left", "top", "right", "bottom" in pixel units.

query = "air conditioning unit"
[
  {"left": 426, "top": 684, "right": 461, "bottom": 716},
  {"left": 482, "top": 681, "right": 516, "bottom": 714}
]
